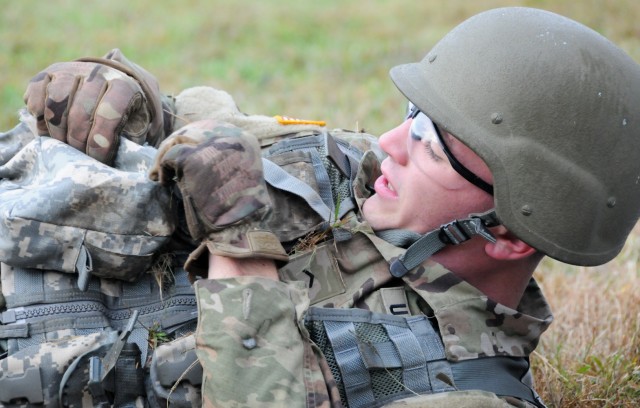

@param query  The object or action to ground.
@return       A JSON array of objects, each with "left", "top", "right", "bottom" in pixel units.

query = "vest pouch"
[
  {"left": 264, "top": 147, "right": 328, "bottom": 243},
  {"left": 263, "top": 132, "right": 363, "bottom": 245},
  {"left": 148, "top": 334, "right": 202, "bottom": 407},
  {"left": 305, "top": 307, "right": 455, "bottom": 408},
  {"left": 304, "top": 308, "right": 546, "bottom": 408},
  {"left": 0, "top": 136, "right": 175, "bottom": 282},
  {"left": 0, "top": 330, "right": 119, "bottom": 408},
  {"left": 278, "top": 240, "right": 346, "bottom": 304}
]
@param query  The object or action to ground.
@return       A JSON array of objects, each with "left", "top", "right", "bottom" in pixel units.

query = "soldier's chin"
[{"left": 362, "top": 195, "right": 393, "bottom": 232}]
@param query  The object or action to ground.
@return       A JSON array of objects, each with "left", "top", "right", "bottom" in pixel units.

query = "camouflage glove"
[
  {"left": 149, "top": 119, "right": 214, "bottom": 184},
  {"left": 23, "top": 48, "right": 170, "bottom": 165},
  {"left": 153, "top": 120, "right": 288, "bottom": 276}
]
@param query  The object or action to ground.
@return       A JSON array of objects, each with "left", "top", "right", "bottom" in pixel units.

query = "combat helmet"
[{"left": 390, "top": 7, "right": 640, "bottom": 266}]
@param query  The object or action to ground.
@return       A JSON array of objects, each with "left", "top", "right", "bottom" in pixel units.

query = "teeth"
[{"left": 387, "top": 181, "right": 395, "bottom": 192}]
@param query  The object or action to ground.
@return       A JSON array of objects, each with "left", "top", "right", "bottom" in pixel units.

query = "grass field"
[{"left": 1, "top": 0, "right": 639, "bottom": 406}]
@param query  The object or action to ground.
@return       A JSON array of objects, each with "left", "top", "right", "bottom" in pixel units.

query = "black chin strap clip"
[
  {"left": 440, "top": 214, "right": 498, "bottom": 245},
  {"left": 389, "top": 210, "right": 500, "bottom": 278}
]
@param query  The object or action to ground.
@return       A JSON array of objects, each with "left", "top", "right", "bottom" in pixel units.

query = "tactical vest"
[
  {"left": 305, "top": 308, "right": 545, "bottom": 408},
  {"left": 263, "top": 131, "right": 545, "bottom": 408},
  {"left": 1, "top": 120, "right": 544, "bottom": 407}
]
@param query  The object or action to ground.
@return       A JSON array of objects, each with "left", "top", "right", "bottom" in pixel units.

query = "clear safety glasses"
[{"left": 406, "top": 105, "right": 494, "bottom": 196}]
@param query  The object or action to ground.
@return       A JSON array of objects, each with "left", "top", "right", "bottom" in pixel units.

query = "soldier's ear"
[{"left": 484, "top": 226, "right": 536, "bottom": 261}]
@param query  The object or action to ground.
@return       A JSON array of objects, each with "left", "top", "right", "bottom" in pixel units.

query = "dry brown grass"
[{"left": 532, "top": 224, "right": 640, "bottom": 407}]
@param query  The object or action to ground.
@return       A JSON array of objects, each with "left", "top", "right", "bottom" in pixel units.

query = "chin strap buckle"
[
  {"left": 389, "top": 210, "right": 500, "bottom": 278},
  {"left": 440, "top": 216, "right": 497, "bottom": 245}
]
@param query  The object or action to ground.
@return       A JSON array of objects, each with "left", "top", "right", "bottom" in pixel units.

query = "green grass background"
[
  {"left": 2, "top": 0, "right": 640, "bottom": 406},
  {"left": 2, "top": 0, "right": 640, "bottom": 135}
]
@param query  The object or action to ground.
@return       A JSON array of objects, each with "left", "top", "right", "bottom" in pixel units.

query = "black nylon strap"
[
  {"left": 451, "top": 357, "right": 547, "bottom": 408},
  {"left": 388, "top": 210, "right": 500, "bottom": 277}
]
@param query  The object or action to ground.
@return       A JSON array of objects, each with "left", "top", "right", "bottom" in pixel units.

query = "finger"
[
  {"left": 84, "top": 76, "right": 142, "bottom": 164},
  {"left": 180, "top": 134, "right": 266, "bottom": 226},
  {"left": 158, "top": 144, "right": 190, "bottom": 184},
  {"left": 42, "top": 72, "right": 83, "bottom": 143},
  {"left": 65, "top": 73, "right": 109, "bottom": 155},
  {"left": 150, "top": 131, "right": 205, "bottom": 182},
  {"left": 23, "top": 70, "right": 53, "bottom": 136}
]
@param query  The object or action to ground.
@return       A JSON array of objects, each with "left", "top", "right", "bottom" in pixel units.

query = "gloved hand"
[
  {"left": 153, "top": 119, "right": 288, "bottom": 277},
  {"left": 148, "top": 119, "right": 213, "bottom": 184},
  {"left": 23, "top": 48, "right": 170, "bottom": 165}
]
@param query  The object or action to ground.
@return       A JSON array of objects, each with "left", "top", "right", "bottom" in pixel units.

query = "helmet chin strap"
[{"left": 375, "top": 209, "right": 500, "bottom": 278}]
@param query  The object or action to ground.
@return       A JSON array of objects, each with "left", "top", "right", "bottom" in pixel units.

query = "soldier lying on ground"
[{"left": 1, "top": 6, "right": 640, "bottom": 408}]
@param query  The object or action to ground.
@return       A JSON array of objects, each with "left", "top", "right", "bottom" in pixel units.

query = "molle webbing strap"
[
  {"left": 99, "top": 310, "right": 140, "bottom": 383},
  {"left": 324, "top": 320, "right": 376, "bottom": 407},
  {"left": 262, "top": 158, "right": 333, "bottom": 223},
  {"left": 305, "top": 307, "right": 546, "bottom": 408},
  {"left": 305, "top": 308, "right": 456, "bottom": 408},
  {"left": 309, "top": 142, "right": 337, "bottom": 214},
  {"left": 1, "top": 262, "right": 103, "bottom": 308},
  {"left": 386, "top": 228, "right": 447, "bottom": 277},
  {"left": 374, "top": 229, "right": 422, "bottom": 249},
  {"left": 263, "top": 132, "right": 362, "bottom": 224},
  {"left": 58, "top": 312, "right": 140, "bottom": 406},
  {"left": 384, "top": 324, "right": 431, "bottom": 394},
  {"left": 266, "top": 133, "right": 335, "bottom": 212}
]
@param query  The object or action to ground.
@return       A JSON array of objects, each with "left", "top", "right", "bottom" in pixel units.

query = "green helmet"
[{"left": 390, "top": 7, "right": 640, "bottom": 266}]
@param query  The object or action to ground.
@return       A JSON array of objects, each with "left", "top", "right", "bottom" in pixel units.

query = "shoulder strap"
[
  {"left": 262, "top": 131, "right": 363, "bottom": 228},
  {"left": 262, "top": 157, "right": 333, "bottom": 222},
  {"left": 450, "top": 357, "right": 546, "bottom": 408}
]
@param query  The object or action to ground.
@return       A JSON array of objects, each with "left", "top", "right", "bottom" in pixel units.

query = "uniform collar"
[{"left": 403, "top": 263, "right": 553, "bottom": 361}]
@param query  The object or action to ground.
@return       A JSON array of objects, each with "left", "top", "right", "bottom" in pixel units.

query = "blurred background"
[
  {"left": 1, "top": 0, "right": 639, "bottom": 406},
  {"left": 3, "top": 0, "right": 640, "bottom": 134}
]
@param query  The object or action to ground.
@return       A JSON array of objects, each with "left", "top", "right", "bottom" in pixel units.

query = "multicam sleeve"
[{"left": 194, "top": 277, "right": 334, "bottom": 407}]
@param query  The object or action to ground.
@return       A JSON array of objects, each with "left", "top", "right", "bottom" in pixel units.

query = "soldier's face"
[{"left": 362, "top": 114, "right": 494, "bottom": 234}]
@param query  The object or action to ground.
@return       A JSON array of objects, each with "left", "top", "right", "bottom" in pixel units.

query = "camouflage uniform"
[
  {"left": 0, "top": 83, "right": 552, "bottom": 407},
  {"left": 192, "top": 130, "right": 553, "bottom": 407}
]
